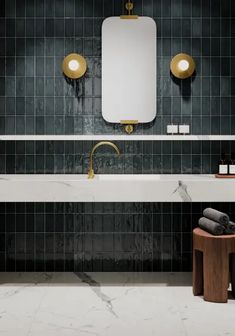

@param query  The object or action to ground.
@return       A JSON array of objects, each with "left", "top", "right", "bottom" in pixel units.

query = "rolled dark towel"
[
  {"left": 198, "top": 217, "right": 224, "bottom": 235},
  {"left": 203, "top": 208, "right": 229, "bottom": 226},
  {"left": 224, "top": 221, "right": 235, "bottom": 234},
  {"left": 228, "top": 221, "right": 235, "bottom": 230}
]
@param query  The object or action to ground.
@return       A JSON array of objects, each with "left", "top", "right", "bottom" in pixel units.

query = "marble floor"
[{"left": 0, "top": 272, "right": 234, "bottom": 336}]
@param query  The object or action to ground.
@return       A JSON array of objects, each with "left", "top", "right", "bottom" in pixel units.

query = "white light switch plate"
[
  {"left": 167, "top": 125, "right": 178, "bottom": 134},
  {"left": 179, "top": 125, "right": 190, "bottom": 134}
]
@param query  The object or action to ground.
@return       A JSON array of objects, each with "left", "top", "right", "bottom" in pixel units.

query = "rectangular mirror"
[{"left": 102, "top": 17, "right": 157, "bottom": 129}]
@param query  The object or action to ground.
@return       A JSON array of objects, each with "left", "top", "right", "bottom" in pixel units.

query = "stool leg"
[
  {"left": 231, "top": 253, "right": 235, "bottom": 298},
  {"left": 203, "top": 251, "right": 229, "bottom": 303},
  {"left": 193, "top": 249, "right": 203, "bottom": 296}
]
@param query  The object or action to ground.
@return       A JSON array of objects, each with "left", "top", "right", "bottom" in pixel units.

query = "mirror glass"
[{"left": 102, "top": 17, "right": 157, "bottom": 125}]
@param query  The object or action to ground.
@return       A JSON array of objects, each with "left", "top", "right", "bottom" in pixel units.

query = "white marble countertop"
[{"left": 0, "top": 174, "right": 234, "bottom": 202}]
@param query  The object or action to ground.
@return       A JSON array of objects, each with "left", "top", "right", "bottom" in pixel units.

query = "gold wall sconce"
[
  {"left": 170, "top": 53, "right": 195, "bottom": 79},
  {"left": 62, "top": 53, "right": 87, "bottom": 79}
]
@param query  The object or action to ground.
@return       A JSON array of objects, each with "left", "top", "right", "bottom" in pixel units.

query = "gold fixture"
[
  {"left": 124, "top": 125, "right": 134, "bottom": 134},
  {"left": 120, "top": 1, "right": 138, "bottom": 19},
  {"left": 120, "top": 120, "right": 138, "bottom": 134},
  {"left": 126, "top": 1, "right": 134, "bottom": 12},
  {"left": 170, "top": 53, "right": 195, "bottom": 79},
  {"left": 62, "top": 53, "right": 87, "bottom": 79},
  {"left": 88, "top": 141, "right": 121, "bottom": 179}
]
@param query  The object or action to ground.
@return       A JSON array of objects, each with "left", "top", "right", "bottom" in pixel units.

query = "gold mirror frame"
[
  {"left": 62, "top": 53, "right": 87, "bottom": 79},
  {"left": 170, "top": 53, "right": 195, "bottom": 79}
]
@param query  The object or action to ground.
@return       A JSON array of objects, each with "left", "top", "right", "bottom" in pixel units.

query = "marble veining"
[
  {"left": 75, "top": 273, "right": 118, "bottom": 318},
  {"left": 0, "top": 272, "right": 234, "bottom": 336},
  {"left": 173, "top": 181, "right": 192, "bottom": 202}
]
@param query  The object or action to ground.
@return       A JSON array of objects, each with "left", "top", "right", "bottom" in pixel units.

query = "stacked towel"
[
  {"left": 203, "top": 208, "right": 229, "bottom": 226},
  {"left": 198, "top": 217, "right": 224, "bottom": 235},
  {"left": 225, "top": 221, "right": 235, "bottom": 234},
  {"left": 199, "top": 208, "right": 235, "bottom": 236}
]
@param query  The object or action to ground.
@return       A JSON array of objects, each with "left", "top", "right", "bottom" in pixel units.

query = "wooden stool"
[{"left": 193, "top": 228, "right": 235, "bottom": 303}]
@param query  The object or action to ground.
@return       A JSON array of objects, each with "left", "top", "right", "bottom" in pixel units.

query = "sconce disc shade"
[
  {"left": 62, "top": 53, "right": 87, "bottom": 79},
  {"left": 170, "top": 53, "right": 195, "bottom": 79}
]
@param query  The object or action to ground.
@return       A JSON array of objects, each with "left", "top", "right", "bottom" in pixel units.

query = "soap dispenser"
[
  {"left": 218, "top": 153, "right": 228, "bottom": 175},
  {"left": 229, "top": 153, "right": 235, "bottom": 175}
]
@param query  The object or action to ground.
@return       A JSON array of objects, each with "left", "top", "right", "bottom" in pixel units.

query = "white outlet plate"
[
  {"left": 179, "top": 125, "right": 190, "bottom": 134},
  {"left": 167, "top": 125, "right": 178, "bottom": 134}
]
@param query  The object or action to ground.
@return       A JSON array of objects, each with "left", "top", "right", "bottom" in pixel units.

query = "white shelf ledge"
[{"left": 0, "top": 135, "right": 235, "bottom": 141}]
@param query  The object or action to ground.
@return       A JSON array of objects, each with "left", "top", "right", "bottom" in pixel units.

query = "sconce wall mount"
[
  {"left": 62, "top": 53, "right": 87, "bottom": 79},
  {"left": 170, "top": 53, "right": 195, "bottom": 79}
]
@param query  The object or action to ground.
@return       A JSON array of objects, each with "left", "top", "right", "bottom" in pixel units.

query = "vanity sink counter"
[{"left": 0, "top": 174, "right": 234, "bottom": 202}]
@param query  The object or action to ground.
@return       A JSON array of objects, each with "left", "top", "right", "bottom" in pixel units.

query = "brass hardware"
[
  {"left": 120, "top": 120, "right": 138, "bottom": 134},
  {"left": 62, "top": 53, "right": 87, "bottom": 79},
  {"left": 120, "top": 120, "right": 138, "bottom": 124},
  {"left": 124, "top": 125, "right": 134, "bottom": 134},
  {"left": 120, "top": 1, "right": 138, "bottom": 19},
  {"left": 126, "top": 1, "right": 134, "bottom": 12},
  {"left": 170, "top": 53, "right": 195, "bottom": 79},
  {"left": 88, "top": 141, "right": 121, "bottom": 179},
  {"left": 120, "top": 15, "right": 138, "bottom": 19}
]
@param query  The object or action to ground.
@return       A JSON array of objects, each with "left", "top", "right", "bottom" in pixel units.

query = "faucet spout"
[{"left": 88, "top": 141, "right": 121, "bottom": 179}]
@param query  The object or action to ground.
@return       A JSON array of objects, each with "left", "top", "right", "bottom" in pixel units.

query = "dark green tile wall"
[
  {"left": 0, "top": 0, "right": 234, "bottom": 272},
  {"left": 0, "top": 140, "right": 235, "bottom": 174},
  {"left": 1, "top": 202, "right": 235, "bottom": 272},
  {"left": 0, "top": 0, "right": 234, "bottom": 135}
]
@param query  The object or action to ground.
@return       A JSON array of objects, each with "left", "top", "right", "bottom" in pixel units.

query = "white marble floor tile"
[{"left": 0, "top": 273, "right": 234, "bottom": 336}]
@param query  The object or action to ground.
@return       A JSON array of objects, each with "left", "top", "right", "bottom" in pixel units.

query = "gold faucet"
[{"left": 88, "top": 141, "right": 121, "bottom": 179}]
